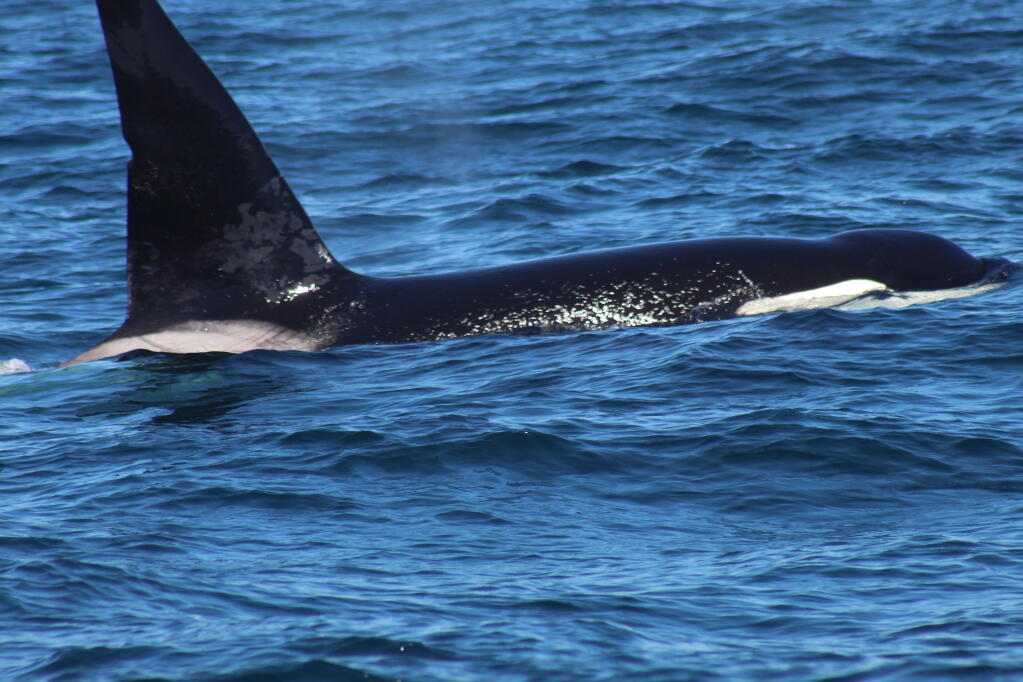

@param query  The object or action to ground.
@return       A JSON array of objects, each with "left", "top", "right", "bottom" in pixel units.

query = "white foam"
[
  {"left": 736, "top": 279, "right": 889, "bottom": 316},
  {"left": 0, "top": 358, "right": 32, "bottom": 375}
]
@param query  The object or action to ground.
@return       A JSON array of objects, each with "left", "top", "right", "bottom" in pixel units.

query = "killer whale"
[{"left": 66, "top": 0, "right": 1004, "bottom": 365}]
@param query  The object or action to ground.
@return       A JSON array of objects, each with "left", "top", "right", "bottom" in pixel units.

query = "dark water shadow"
[{"left": 73, "top": 349, "right": 291, "bottom": 425}]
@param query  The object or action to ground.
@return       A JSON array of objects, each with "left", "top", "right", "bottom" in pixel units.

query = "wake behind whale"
[{"left": 64, "top": 0, "right": 1013, "bottom": 366}]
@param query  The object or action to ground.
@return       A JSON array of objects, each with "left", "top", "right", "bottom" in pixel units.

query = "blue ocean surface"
[{"left": 3, "top": 0, "right": 1023, "bottom": 679}]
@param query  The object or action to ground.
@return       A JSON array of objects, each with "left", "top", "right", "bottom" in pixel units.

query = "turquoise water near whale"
[{"left": 3, "top": 0, "right": 1023, "bottom": 679}]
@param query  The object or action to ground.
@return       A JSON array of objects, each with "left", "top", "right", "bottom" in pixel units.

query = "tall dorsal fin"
[{"left": 83, "top": 0, "right": 353, "bottom": 357}]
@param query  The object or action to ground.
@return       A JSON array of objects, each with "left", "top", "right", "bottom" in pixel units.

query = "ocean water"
[{"left": 3, "top": 0, "right": 1023, "bottom": 679}]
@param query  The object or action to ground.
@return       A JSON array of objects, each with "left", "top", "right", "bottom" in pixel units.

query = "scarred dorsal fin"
[{"left": 66, "top": 0, "right": 354, "bottom": 364}]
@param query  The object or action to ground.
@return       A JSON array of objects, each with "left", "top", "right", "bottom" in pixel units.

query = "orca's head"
[{"left": 832, "top": 229, "right": 985, "bottom": 292}]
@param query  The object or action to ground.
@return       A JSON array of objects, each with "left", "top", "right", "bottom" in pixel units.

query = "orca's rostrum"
[{"left": 66, "top": 0, "right": 1010, "bottom": 365}]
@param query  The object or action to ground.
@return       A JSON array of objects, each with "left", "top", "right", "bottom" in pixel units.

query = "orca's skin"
[{"left": 66, "top": 0, "right": 1003, "bottom": 365}]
